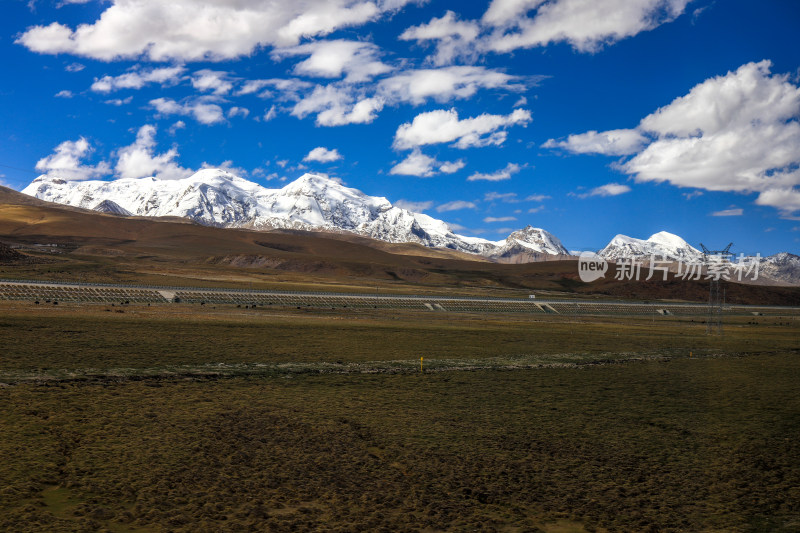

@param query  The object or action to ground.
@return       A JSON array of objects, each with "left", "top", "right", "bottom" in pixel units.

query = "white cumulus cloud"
[
  {"left": 191, "top": 70, "right": 234, "bottom": 95},
  {"left": 436, "top": 200, "right": 477, "bottom": 212},
  {"left": 483, "top": 0, "right": 691, "bottom": 53},
  {"left": 285, "top": 65, "right": 529, "bottom": 126},
  {"left": 389, "top": 149, "right": 465, "bottom": 177},
  {"left": 90, "top": 66, "right": 186, "bottom": 93},
  {"left": 574, "top": 183, "right": 631, "bottom": 198},
  {"left": 399, "top": 10, "right": 480, "bottom": 66},
  {"left": 104, "top": 96, "right": 133, "bottom": 106},
  {"left": 114, "top": 125, "right": 192, "bottom": 180},
  {"left": 467, "top": 163, "right": 521, "bottom": 182},
  {"left": 303, "top": 147, "right": 343, "bottom": 163},
  {"left": 546, "top": 61, "right": 800, "bottom": 216},
  {"left": 525, "top": 193, "right": 550, "bottom": 202},
  {"left": 542, "top": 128, "right": 648, "bottom": 156},
  {"left": 150, "top": 97, "right": 226, "bottom": 125},
  {"left": 711, "top": 208, "right": 743, "bottom": 217},
  {"left": 754, "top": 187, "right": 800, "bottom": 215},
  {"left": 378, "top": 66, "right": 526, "bottom": 105},
  {"left": 17, "top": 0, "right": 419, "bottom": 61},
  {"left": 484, "top": 216, "right": 516, "bottom": 223},
  {"left": 262, "top": 106, "right": 278, "bottom": 121},
  {"left": 292, "top": 84, "right": 384, "bottom": 126},
  {"left": 227, "top": 107, "right": 250, "bottom": 119},
  {"left": 273, "top": 40, "right": 391, "bottom": 82},
  {"left": 168, "top": 120, "right": 186, "bottom": 135},
  {"left": 35, "top": 137, "right": 111, "bottom": 181},
  {"left": 394, "top": 108, "right": 531, "bottom": 149},
  {"left": 236, "top": 78, "right": 313, "bottom": 98},
  {"left": 625, "top": 61, "right": 800, "bottom": 215},
  {"left": 484, "top": 191, "right": 518, "bottom": 202}
]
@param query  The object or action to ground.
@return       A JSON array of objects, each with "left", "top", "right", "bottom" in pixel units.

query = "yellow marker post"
[
  {"left": 690, "top": 351, "right": 693, "bottom": 358},
  {"left": 420, "top": 356, "right": 424, "bottom": 372}
]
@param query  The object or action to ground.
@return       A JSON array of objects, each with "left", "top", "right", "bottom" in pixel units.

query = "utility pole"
[{"left": 699, "top": 243, "right": 732, "bottom": 336}]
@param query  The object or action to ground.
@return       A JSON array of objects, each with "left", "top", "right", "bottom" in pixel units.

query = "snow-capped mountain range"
[
  {"left": 22, "top": 170, "right": 568, "bottom": 259},
  {"left": 598, "top": 232, "right": 703, "bottom": 262},
  {"left": 20, "top": 169, "right": 798, "bottom": 284},
  {"left": 595, "top": 232, "right": 800, "bottom": 285}
]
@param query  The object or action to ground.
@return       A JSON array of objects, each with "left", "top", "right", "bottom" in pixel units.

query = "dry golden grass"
[{"left": 1, "top": 353, "right": 799, "bottom": 532}]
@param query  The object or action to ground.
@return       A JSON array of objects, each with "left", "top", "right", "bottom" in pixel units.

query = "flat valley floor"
[{"left": 1, "top": 301, "right": 799, "bottom": 532}]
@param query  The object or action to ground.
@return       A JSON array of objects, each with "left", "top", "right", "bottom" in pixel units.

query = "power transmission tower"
[{"left": 699, "top": 243, "right": 732, "bottom": 335}]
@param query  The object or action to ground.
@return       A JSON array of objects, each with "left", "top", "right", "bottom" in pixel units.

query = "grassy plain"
[
  {"left": 1, "top": 302, "right": 799, "bottom": 532},
  {"left": 0, "top": 301, "right": 798, "bottom": 379},
  {"left": 1, "top": 188, "right": 799, "bottom": 530}
]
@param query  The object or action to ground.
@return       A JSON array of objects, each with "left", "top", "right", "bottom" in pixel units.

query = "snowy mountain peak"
[
  {"left": 754, "top": 252, "right": 800, "bottom": 285},
  {"left": 647, "top": 231, "right": 693, "bottom": 249},
  {"left": 184, "top": 168, "right": 261, "bottom": 191},
  {"left": 502, "top": 226, "right": 569, "bottom": 255},
  {"left": 289, "top": 172, "right": 336, "bottom": 187},
  {"left": 279, "top": 173, "right": 391, "bottom": 210},
  {"left": 599, "top": 231, "right": 701, "bottom": 262},
  {"left": 187, "top": 168, "right": 237, "bottom": 181},
  {"left": 487, "top": 225, "right": 569, "bottom": 263},
  {"left": 764, "top": 252, "right": 799, "bottom": 263},
  {"left": 21, "top": 169, "right": 564, "bottom": 260},
  {"left": 281, "top": 173, "right": 333, "bottom": 193},
  {"left": 93, "top": 199, "right": 132, "bottom": 216},
  {"left": 32, "top": 175, "right": 67, "bottom": 185}
]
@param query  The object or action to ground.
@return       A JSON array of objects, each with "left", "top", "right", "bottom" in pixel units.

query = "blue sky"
[{"left": 1, "top": 0, "right": 799, "bottom": 255}]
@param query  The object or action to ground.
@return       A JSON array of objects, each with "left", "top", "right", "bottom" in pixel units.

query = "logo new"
[{"left": 578, "top": 252, "right": 608, "bottom": 283}]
